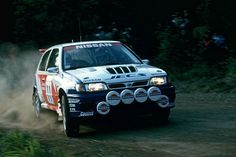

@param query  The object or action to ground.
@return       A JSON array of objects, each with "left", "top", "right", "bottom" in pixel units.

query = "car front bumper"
[{"left": 66, "top": 84, "right": 176, "bottom": 118}]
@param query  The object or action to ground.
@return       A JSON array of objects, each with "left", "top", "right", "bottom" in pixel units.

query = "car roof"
[{"left": 49, "top": 40, "right": 121, "bottom": 49}]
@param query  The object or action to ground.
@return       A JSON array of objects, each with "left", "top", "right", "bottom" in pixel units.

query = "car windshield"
[{"left": 62, "top": 42, "right": 142, "bottom": 70}]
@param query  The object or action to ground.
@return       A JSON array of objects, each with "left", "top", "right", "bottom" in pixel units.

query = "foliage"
[
  {"left": 152, "top": 0, "right": 235, "bottom": 88},
  {"left": 0, "top": 130, "right": 45, "bottom": 157},
  {"left": 154, "top": 26, "right": 194, "bottom": 75},
  {"left": 193, "top": 26, "right": 209, "bottom": 40},
  {"left": 195, "top": 0, "right": 212, "bottom": 25},
  {"left": 0, "top": 130, "right": 68, "bottom": 157},
  {"left": 226, "top": 58, "right": 236, "bottom": 78},
  {"left": 13, "top": 0, "right": 100, "bottom": 45},
  {"left": 1, "top": 0, "right": 236, "bottom": 92}
]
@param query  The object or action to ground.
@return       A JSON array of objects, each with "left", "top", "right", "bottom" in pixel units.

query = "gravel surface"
[{"left": 1, "top": 93, "right": 233, "bottom": 157}]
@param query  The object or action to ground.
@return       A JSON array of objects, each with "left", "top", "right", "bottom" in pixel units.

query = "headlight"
[
  {"left": 150, "top": 76, "right": 167, "bottom": 85},
  {"left": 75, "top": 84, "right": 85, "bottom": 92},
  {"left": 85, "top": 83, "right": 108, "bottom": 92}
]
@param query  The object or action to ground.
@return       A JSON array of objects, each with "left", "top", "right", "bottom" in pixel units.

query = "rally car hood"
[{"left": 65, "top": 64, "right": 167, "bottom": 84}]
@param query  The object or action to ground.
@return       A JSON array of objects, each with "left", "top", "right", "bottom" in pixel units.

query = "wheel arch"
[
  {"left": 33, "top": 85, "right": 37, "bottom": 95},
  {"left": 59, "top": 88, "right": 67, "bottom": 102},
  {"left": 32, "top": 86, "right": 37, "bottom": 104}
]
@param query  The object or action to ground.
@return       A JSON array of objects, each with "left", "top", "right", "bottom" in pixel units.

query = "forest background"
[{"left": 1, "top": 0, "right": 236, "bottom": 91}]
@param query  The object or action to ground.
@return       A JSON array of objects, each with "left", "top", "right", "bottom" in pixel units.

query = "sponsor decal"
[
  {"left": 157, "top": 95, "right": 169, "bottom": 108},
  {"left": 120, "top": 89, "right": 134, "bottom": 104},
  {"left": 80, "top": 111, "right": 94, "bottom": 117},
  {"left": 116, "top": 75, "right": 125, "bottom": 79},
  {"left": 70, "top": 108, "right": 76, "bottom": 112},
  {"left": 43, "top": 80, "right": 59, "bottom": 105},
  {"left": 97, "top": 102, "right": 110, "bottom": 115},
  {"left": 99, "top": 105, "right": 108, "bottom": 112},
  {"left": 149, "top": 90, "right": 161, "bottom": 96},
  {"left": 148, "top": 87, "right": 161, "bottom": 101},
  {"left": 69, "top": 104, "right": 76, "bottom": 107},
  {"left": 122, "top": 93, "right": 134, "bottom": 99},
  {"left": 136, "top": 91, "right": 147, "bottom": 97},
  {"left": 38, "top": 74, "right": 47, "bottom": 103},
  {"left": 76, "top": 43, "right": 112, "bottom": 49},
  {"left": 68, "top": 98, "right": 80, "bottom": 104},
  {"left": 51, "top": 82, "right": 59, "bottom": 105},
  {"left": 110, "top": 74, "right": 136, "bottom": 80},
  {"left": 108, "top": 94, "right": 120, "bottom": 100},
  {"left": 134, "top": 88, "right": 148, "bottom": 103},
  {"left": 106, "top": 91, "right": 120, "bottom": 106},
  {"left": 159, "top": 98, "right": 168, "bottom": 105},
  {"left": 63, "top": 46, "right": 76, "bottom": 51},
  {"left": 83, "top": 78, "right": 101, "bottom": 83}
]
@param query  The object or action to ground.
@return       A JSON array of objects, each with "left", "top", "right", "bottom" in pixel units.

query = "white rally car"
[{"left": 32, "top": 41, "right": 176, "bottom": 137}]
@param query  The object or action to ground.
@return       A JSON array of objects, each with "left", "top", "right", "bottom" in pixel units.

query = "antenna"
[{"left": 78, "top": 17, "right": 82, "bottom": 41}]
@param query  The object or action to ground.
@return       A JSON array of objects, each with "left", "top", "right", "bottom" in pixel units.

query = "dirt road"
[{"left": 17, "top": 93, "right": 234, "bottom": 157}]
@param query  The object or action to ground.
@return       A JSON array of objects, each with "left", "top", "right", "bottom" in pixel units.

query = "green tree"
[{"left": 13, "top": 0, "right": 99, "bottom": 45}]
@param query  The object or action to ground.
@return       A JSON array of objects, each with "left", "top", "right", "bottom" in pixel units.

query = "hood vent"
[{"left": 106, "top": 66, "right": 137, "bottom": 74}]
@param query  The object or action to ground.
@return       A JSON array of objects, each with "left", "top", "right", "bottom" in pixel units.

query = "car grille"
[
  {"left": 106, "top": 66, "right": 137, "bottom": 74},
  {"left": 108, "top": 80, "right": 149, "bottom": 89}
]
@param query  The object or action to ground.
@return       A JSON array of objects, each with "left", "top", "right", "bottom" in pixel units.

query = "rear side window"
[
  {"left": 47, "top": 49, "right": 59, "bottom": 69},
  {"left": 39, "top": 50, "right": 51, "bottom": 71}
]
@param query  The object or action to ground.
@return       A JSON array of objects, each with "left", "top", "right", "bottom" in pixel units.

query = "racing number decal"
[
  {"left": 51, "top": 82, "right": 59, "bottom": 106},
  {"left": 45, "top": 81, "right": 59, "bottom": 105},
  {"left": 38, "top": 74, "right": 59, "bottom": 106},
  {"left": 46, "top": 82, "right": 53, "bottom": 104},
  {"left": 38, "top": 74, "right": 47, "bottom": 102}
]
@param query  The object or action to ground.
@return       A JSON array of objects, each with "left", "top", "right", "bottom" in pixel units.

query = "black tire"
[
  {"left": 61, "top": 95, "right": 80, "bottom": 137},
  {"left": 152, "top": 108, "right": 170, "bottom": 124},
  {"left": 33, "top": 90, "right": 41, "bottom": 118}
]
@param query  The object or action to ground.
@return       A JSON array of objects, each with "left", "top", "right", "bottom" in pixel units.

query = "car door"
[
  {"left": 44, "top": 48, "right": 59, "bottom": 108},
  {"left": 36, "top": 50, "right": 51, "bottom": 103}
]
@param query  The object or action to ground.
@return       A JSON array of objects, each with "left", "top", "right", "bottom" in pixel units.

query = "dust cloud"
[{"left": 0, "top": 43, "right": 59, "bottom": 132}]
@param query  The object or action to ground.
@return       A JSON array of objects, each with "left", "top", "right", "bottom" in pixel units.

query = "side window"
[
  {"left": 39, "top": 50, "right": 51, "bottom": 71},
  {"left": 47, "top": 49, "right": 59, "bottom": 69}
]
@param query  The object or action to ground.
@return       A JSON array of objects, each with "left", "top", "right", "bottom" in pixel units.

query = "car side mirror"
[
  {"left": 47, "top": 67, "right": 59, "bottom": 73},
  {"left": 142, "top": 59, "right": 150, "bottom": 65}
]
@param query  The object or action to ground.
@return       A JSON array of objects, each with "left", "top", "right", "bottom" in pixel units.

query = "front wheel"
[{"left": 61, "top": 95, "right": 80, "bottom": 137}]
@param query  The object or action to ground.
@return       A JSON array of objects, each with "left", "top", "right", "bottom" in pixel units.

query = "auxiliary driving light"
[{"left": 97, "top": 102, "right": 110, "bottom": 115}]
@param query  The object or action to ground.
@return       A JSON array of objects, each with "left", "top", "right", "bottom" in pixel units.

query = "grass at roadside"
[
  {"left": 173, "top": 77, "right": 236, "bottom": 93},
  {"left": 0, "top": 129, "right": 68, "bottom": 157}
]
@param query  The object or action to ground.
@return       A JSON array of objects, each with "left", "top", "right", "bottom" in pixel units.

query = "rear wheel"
[
  {"left": 33, "top": 90, "right": 41, "bottom": 118},
  {"left": 152, "top": 108, "right": 170, "bottom": 124},
  {"left": 61, "top": 95, "right": 80, "bottom": 137}
]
